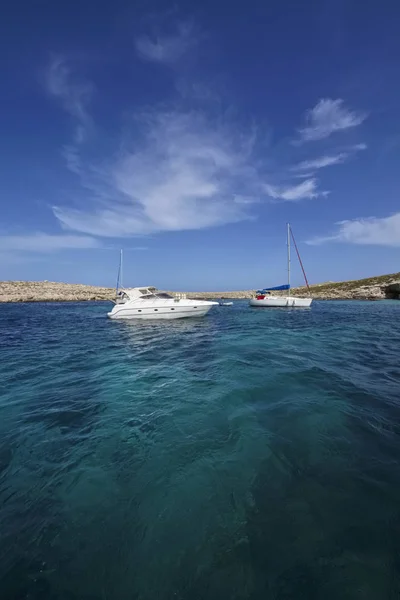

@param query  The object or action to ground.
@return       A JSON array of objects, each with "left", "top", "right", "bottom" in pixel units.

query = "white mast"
[
  {"left": 120, "top": 249, "right": 123, "bottom": 289},
  {"left": 287, "top": 223, "right": 291, "bottom": 296}
]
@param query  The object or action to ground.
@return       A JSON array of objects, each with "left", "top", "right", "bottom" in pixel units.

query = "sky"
[{"left": 1, "top": 0, "right": 400, "bottom": 290}]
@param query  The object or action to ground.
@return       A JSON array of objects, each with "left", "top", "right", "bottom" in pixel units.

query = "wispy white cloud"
[
  {"left": 45, "top": 56, "right": 93, "bottom": 144},
  {"left": 298, "top": 98, "right": 367, "bottom": 142},
  {"left": 53, "top": 110, "right": 260, "bottom": 236},
  {"left": 44, "top": 48, "right": 368, "bottom": 240},
  {"left": 0, "top": 233, "right": 101, "bottom": 253},
  {"left": 62, "top": 144, "right": 82, "bottom": 174},
  {"left": 293, "top": 172, "right": 316, "bottom": 179},
  {"left": 135, "top": 22, "right": 194, "bottom": 64},
  {"left": 307, "top": 213, "right": 400, "bottom": 247},
  {"left": 293, "top": 142, "right": 367, "bottom": 172},
  {"left": 264, "top": 178, "right": 327, "bottom": 201},
  {"left": 293, "top": 153, "right": 347, "bottom": 171}
]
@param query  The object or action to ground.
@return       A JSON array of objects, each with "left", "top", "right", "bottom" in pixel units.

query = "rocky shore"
[
  {"left": 291, "top": 273, "right": 400, "bottom": 301},
  {"left": 0, "top": 281, "right": 115, "bottom": 303},
  {"left": 1, "top": 273, "right": 399, "bottom": 303}
]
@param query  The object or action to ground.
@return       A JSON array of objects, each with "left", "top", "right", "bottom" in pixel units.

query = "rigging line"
[{"left": 290, "top": 228, "right": 310, "bottom": 292}]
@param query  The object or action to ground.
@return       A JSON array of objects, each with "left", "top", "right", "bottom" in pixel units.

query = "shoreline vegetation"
[{"left": 0, "top": 274, "right": 399, "bottom": 303}]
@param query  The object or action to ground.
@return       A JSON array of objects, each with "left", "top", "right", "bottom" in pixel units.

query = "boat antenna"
[
  {"left": 120, "top": 248, "right": 123, "bottom": 289},
  {"left": 116, "top": 249, "right": 123, "bottom": 295},
  {"left": 290, "top": 227, "right": 310, "bottom": 292}
]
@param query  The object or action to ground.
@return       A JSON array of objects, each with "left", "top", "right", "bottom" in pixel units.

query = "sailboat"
[{"left": 249, "top": 224, "right": 313, "bottom": 308}]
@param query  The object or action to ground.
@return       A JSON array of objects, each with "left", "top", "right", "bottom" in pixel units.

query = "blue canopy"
[{"left": 256, "top": 284, "right": 290, "bottom": 293}]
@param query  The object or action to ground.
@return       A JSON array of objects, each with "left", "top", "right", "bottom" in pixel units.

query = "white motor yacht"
[{"left": 108, "top": 287, "right": 218, "bottom": 320}]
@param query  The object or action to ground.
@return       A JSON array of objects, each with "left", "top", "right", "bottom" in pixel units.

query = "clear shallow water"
[{"left": 1, "top": 300, "right": 400, "bottom": 599}]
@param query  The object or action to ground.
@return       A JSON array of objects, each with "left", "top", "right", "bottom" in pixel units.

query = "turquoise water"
[{"left": 1, "top": 300, "right": 400, "bottom": 599}]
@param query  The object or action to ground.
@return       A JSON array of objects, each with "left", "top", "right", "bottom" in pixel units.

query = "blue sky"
[{"left": 1, "top": 0, "right": 400, "bottom": 290}]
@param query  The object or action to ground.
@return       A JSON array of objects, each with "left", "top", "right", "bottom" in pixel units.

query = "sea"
[{"left": 1, "top": 300, "right": 400, "bottom": 600}]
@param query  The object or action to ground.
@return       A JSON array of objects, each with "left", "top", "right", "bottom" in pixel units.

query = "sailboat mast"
[{"left": 287, "top": 223, "right": 291, "bottom": 296}]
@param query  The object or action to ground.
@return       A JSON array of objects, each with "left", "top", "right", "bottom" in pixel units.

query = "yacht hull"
[
  {"left": 107, "top": 303, "right": 216, "bottom": 320},
  {"left": 249, "top": 296, "right": 312, "bottom": 308}
]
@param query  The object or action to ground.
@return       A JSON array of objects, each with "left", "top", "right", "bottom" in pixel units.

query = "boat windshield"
[{"left": 141, "top": 292, "right": 173, "bottom": 300}]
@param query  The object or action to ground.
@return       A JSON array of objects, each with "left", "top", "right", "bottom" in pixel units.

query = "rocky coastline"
[
  {"left": 0, "top": 281, "right": 115, "bottom": 303},
  {"left": 0, "top": 273, "right": 399, "bottom": 303}
]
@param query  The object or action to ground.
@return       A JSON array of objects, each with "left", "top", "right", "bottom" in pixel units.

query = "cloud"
[
  {"left": 298, "top": 99, "right": 367, "bottom": 142},
  {"left": 53, "top": 110, "right": 260, "bottom": 236},
  {"left": 62, "top": 145, "right": 82, "bottom": 174},
  {"left": 44, "top": 48, "right": 366, "bottom": 240},
  {"left": 293, "top": 153, "right": 347, "bottom": 171},
  {"left": 293, "top": 143, "right": 367, "bottom": 172},
  {"left": 264, "top": 178, "right": 327, "bottom": 201},
  {"left": 307, "top": 213, "right": 400, "bottom": 247},
  {"left": 0, "top": 233, "right": 101, "bottom": 253},
  {"left": 45, "top": 56, "right": 93, "bottom": 144},
  {"left": 135, "top": 22, "right": 194, "bottom": 64},
  {"left": 293, "top": 172, "right": 316, "bottom": 179}
]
